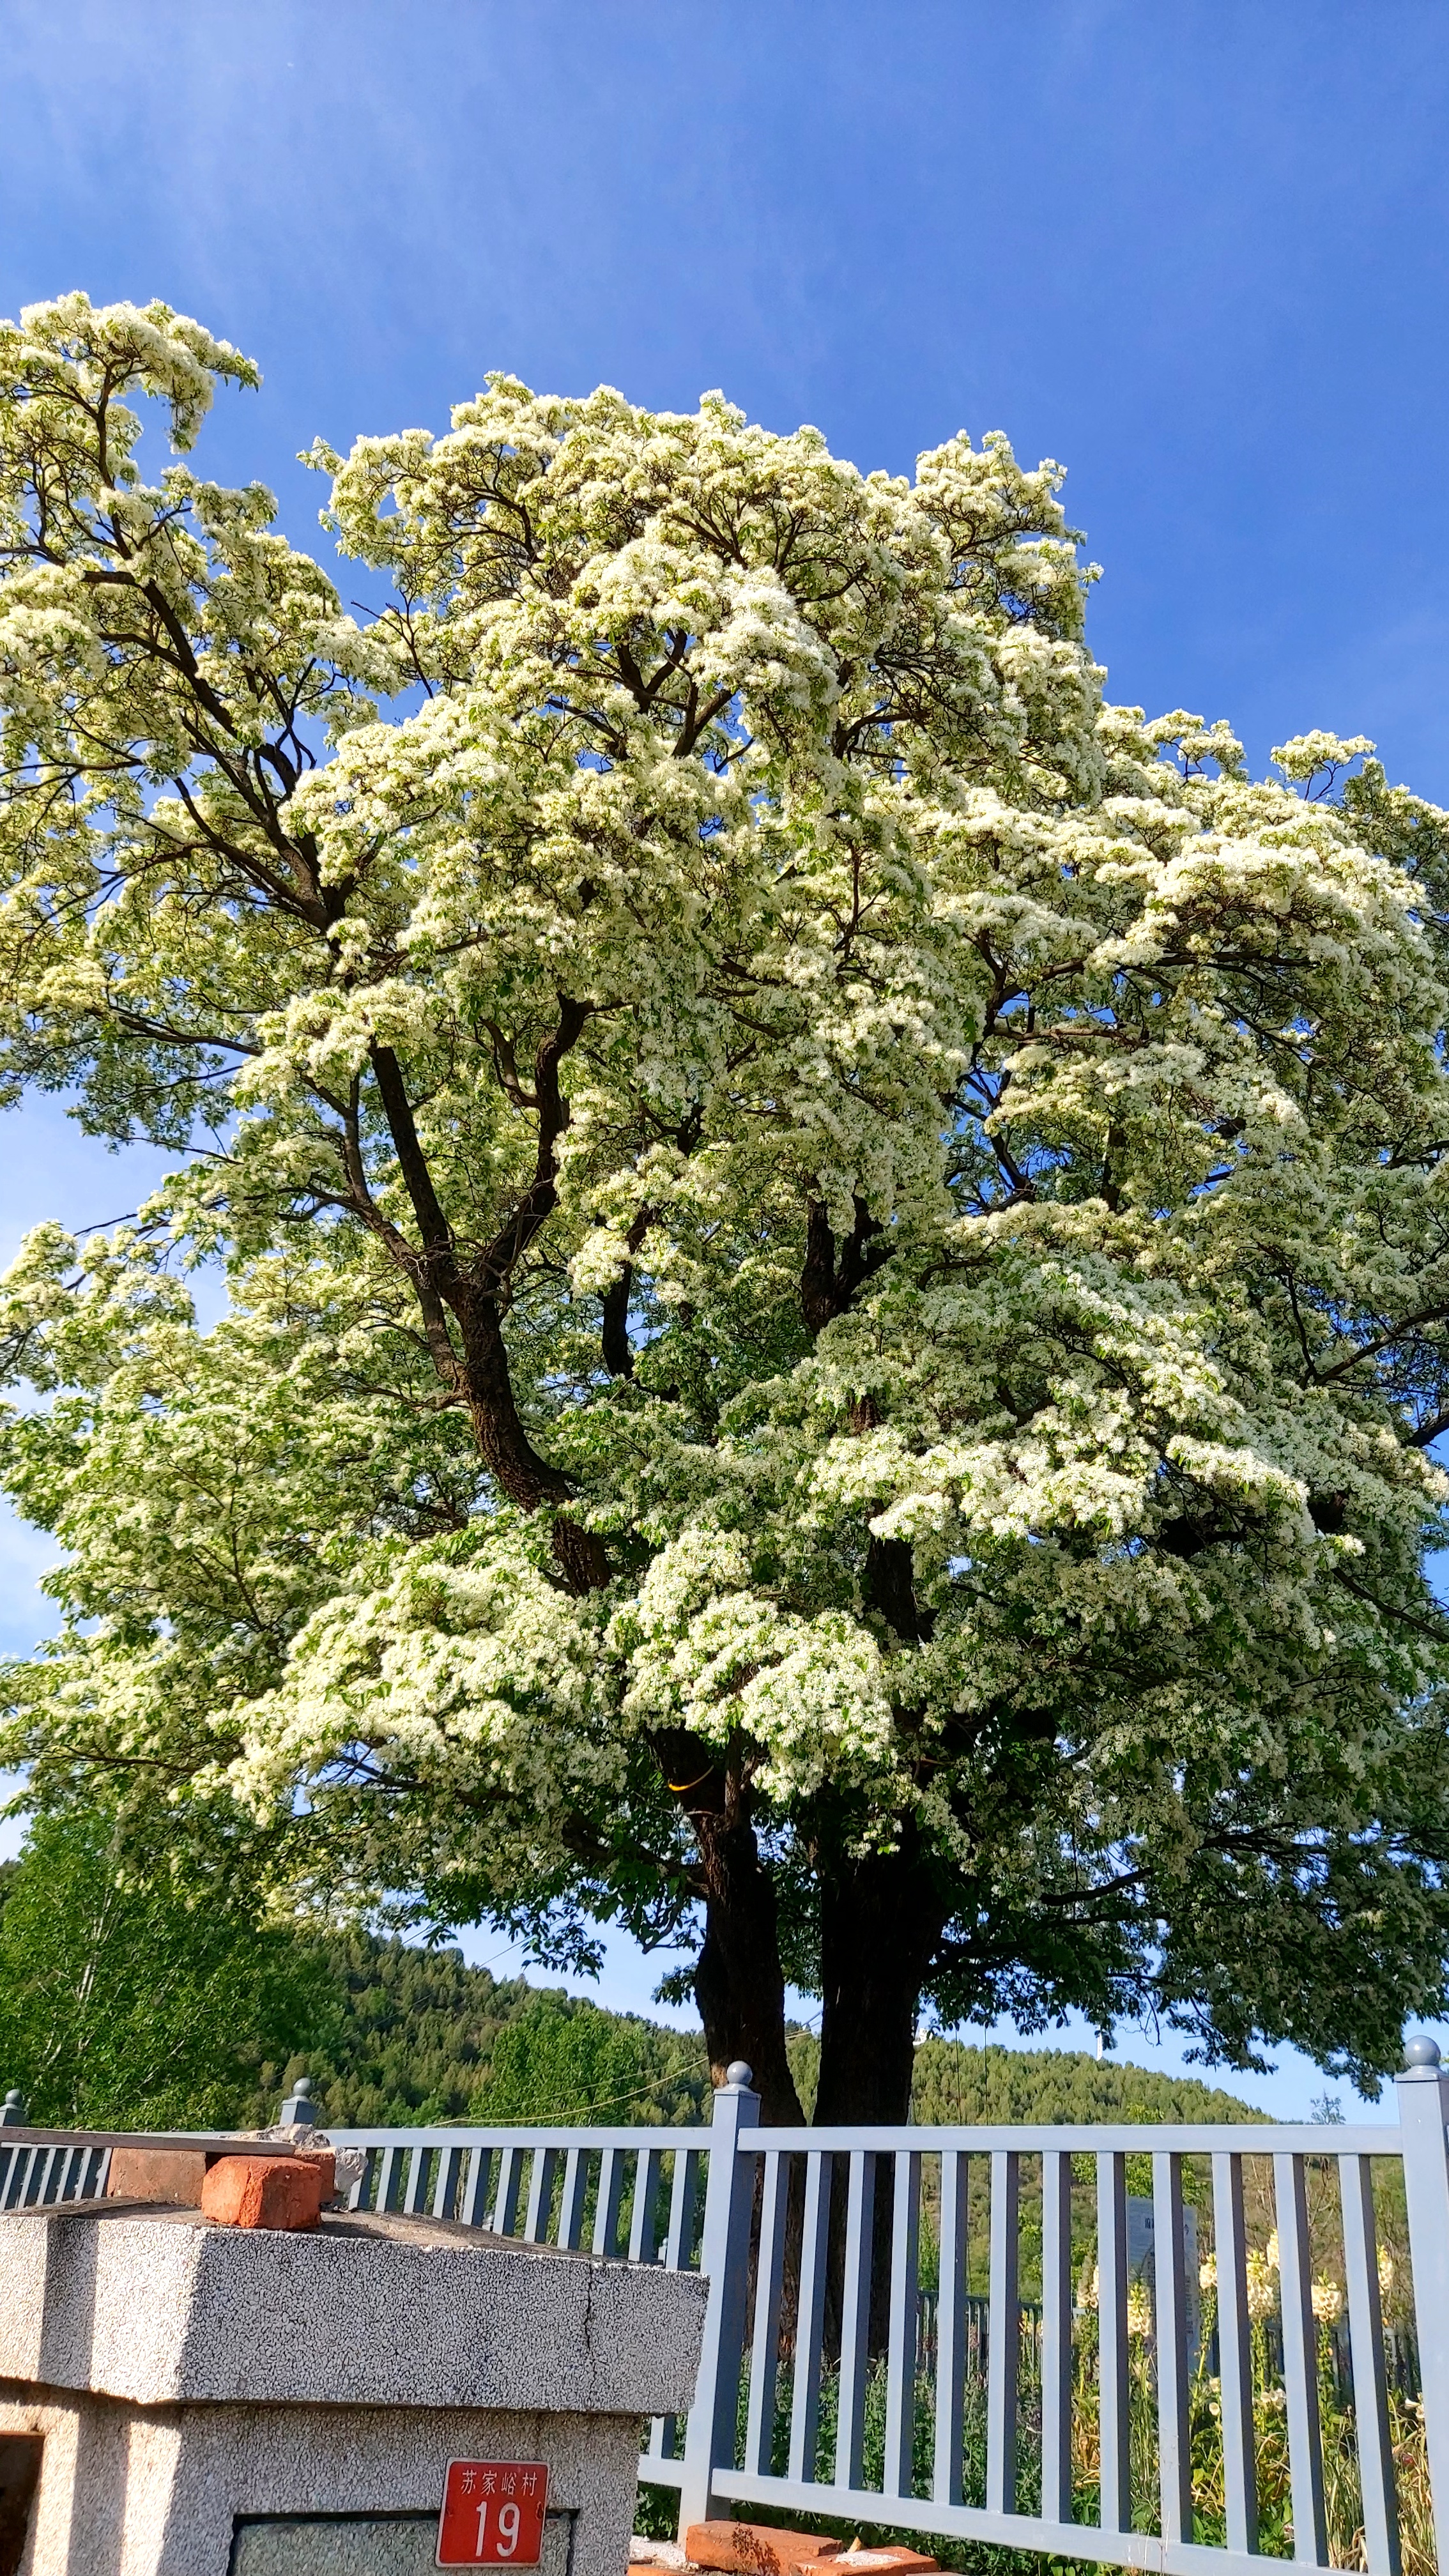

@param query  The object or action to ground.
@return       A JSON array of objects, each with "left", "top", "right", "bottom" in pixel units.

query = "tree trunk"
[
  {"left": 367, "top": 1029, "right": 799, "bottom": 2090},
  {"left": 814, "top": 1827, "right": 947, "bottom": 2354},
  {"left": 691, "top": 1809, "right": 804, "bottom": 2126},
  {"left": 813, "top": 1826, "right": 947, "bottom": 2125}
]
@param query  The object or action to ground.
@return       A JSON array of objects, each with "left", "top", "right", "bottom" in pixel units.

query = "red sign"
[{"left": 437, "top": 2461, "right": 549, "bottom": 2569}]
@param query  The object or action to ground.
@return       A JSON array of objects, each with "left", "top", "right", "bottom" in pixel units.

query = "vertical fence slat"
[
  {"left": 1153, "top": 2149, "right": 1192, "bottom": 2545},
  {"left": 459, "top": 2145, "right": 493, "bottom": 2227},
  {"left": 933, "top": 2149, "right": 970, "bottom": 2508},
  {"left": 678, "top": 2072, "right": 759, "bottom": 2532},
  {"left": 885, "top": 2149, "right": 923, "bottom": 2499},
  {"left": 525, "top": 2147, "right": 561, "bottom": 2244},
  {"left": 629, "top": 2147, "right": 663, "bottom": 2264},
  {"left": 985, "top": 2147, "right": 1020, "bottom": 2516},
  {"left": 558, "top": 2147, "right": 588, "bottom": 2251},
  {"left": 835, "top": 2148, "right": 877, "bottom": 2492},
  {"left": 376, "top": 2145, "right": 403, "bottom": 2214},
  {"left": 745, "top": 2150, "right": 789, "bottom": 2474},
  {"left": 431, "top": 2145, "right": 463, "bottom": 2223},
  {"left": 1040, "top": 2147, "right": 1074, "bottom": 2525},
  {"left": 402, "top": 2143, "right": 431, "bottom": 2216},
  {"left": 663, "top": 2147, "right": 700, "bottom": 2270},
  {"left": 593, "top": 2146, "right": 624, "bottom": 2257},
  {"left": 789, "top": 2150, "right": 831, "bottom": 2486},
  {"left": 1398, "top": 2048, "right": 1449, "bottom": 2576},
  {"left": 1274, "top": 2150, "right": 1328, "bottom": 2567},
  {"left": 492, "top": 2144, "right": 523, "bottom": 2237},
  {"left": 1211, "top": 2151, "right": 1257, "bottom": 2555},
  {"left": 1096, "top": 2150, "right": 1130, "bottom": 2534},
  {"left": 1340, "top": 2150, "right": 1400, "bottom": 2576}
]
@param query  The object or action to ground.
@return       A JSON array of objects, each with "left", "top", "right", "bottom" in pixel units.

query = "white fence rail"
[{"left": 7, "top": 2046, "right": 1449, "bottom": 2573}]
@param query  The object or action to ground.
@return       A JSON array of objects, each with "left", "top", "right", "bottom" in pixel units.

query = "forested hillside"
[
  {"left": 253, "top": 1933, "right": 713, "bottom": 2129},
  {"left": 908, "top": 2037, "right": 1266, "bottom": 2128},
  {"left": 256, "top": 1935, "right": 1266, "bottom": 2133}
]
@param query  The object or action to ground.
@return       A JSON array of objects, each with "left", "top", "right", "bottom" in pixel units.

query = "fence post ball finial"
[
  {"left": 279, "top": 2074, "right": 317, "bottom": 2129},
  {"left": 1404, "top": 2033, "right": 1443, "bottom": 2071},
  {"left": 723, "top": 2061, "right": 754, "bottom": 2092},
  {"left": 0, "top": 2089, "right": 26, "bottom": 2128}
]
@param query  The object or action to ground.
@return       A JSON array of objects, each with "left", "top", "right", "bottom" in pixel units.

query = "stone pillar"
[{"left": 0, "top": 2201, "right": 707, "bottom": 2576}]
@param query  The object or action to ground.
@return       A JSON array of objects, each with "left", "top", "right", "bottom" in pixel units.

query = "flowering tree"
[{"left": 3, "top": 294, "right": 1449, "bottom": 2120}]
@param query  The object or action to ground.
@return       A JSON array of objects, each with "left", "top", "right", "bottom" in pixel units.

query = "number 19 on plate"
[{"left": 436, "top": 2460, "right": 550, "bottom": 2568}]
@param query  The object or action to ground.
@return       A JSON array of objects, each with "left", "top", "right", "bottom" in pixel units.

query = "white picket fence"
[{"left": 7, "top": 2045, "right": 1449, "bottom": 2575}]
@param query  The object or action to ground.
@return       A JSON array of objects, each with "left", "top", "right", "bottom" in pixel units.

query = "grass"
[{"left": 638, "top": 2308, "right": 1436, "bottom": 2574}]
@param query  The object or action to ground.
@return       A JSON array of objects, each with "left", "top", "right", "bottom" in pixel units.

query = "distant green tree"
[
  {"left": 250, "top": 1934, "right": 562, "bottom": 2129},
  {"left": 470, "top": 1993, "right": 710, "bottom": 2126},
  {"left": 0, "top": 1805, "right": 335, "bottom": 2128}
]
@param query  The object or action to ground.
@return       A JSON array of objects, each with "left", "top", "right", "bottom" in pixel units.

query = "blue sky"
[{"left": 1, "top": 0, "right": 1447, "bottom": 2115}]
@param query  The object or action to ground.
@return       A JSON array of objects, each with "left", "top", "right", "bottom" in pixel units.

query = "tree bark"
[
  {"left": 815, "top": 1825, "right": 949, "bottom": 2355},
  {"left": 809, "top": 1537, "right": 941, "bottom": 2126},
  {"left": 800, "top": 1197, "right": 888, "bottom": 1337},
  {"left": 650, "top": 1724, "right": 804, "bottom": 2126},
  {"left": 692, "top": 1809, "right": 805, "bottom": 2124},
  {"left": 813, "top": 1824, "right": 947, "bottom": 2125}
]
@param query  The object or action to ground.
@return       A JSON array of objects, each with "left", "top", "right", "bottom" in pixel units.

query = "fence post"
[
  {"left": 0, "top": 2089, "right": 25, "bottom": 2211},
  {"left": 675, "top": 2061, "right": 760, "bottom": 2537},
  {"left": 279, "top": 2074, "right": 318, "bottom": 2130},
  {"left": 1396, "top": 2034, "right": 1449, "bottom": 2572}
]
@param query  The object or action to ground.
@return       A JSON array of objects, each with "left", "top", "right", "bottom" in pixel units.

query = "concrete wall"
[{"left": 0, "top": 2388, "right": 641, "bottom": 2576}]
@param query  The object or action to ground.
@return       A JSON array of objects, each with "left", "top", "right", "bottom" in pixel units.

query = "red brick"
[
  {"left": 106, "top": 2147, "right": 210, "bottom": 2206},
  {"left": 798, "top": 2557, "right": 938, "bottom": 2575},
  {"left": 293, "top": 2147, "right": 337, "bottom": 2203},
  {"left": 200, "top": 2153, "right": 324, "bottom": 2231},
  {"left": 685, "top": 2528, "right": 842, "bottom": 2574}
]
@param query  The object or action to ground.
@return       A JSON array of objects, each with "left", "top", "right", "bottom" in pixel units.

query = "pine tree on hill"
[
  {"left": 907, "top": 2039, "right": 1268, "bottom": 2128},
  {"left": 251, "top": 1933, "right": 544, "bottom": 2128}
]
